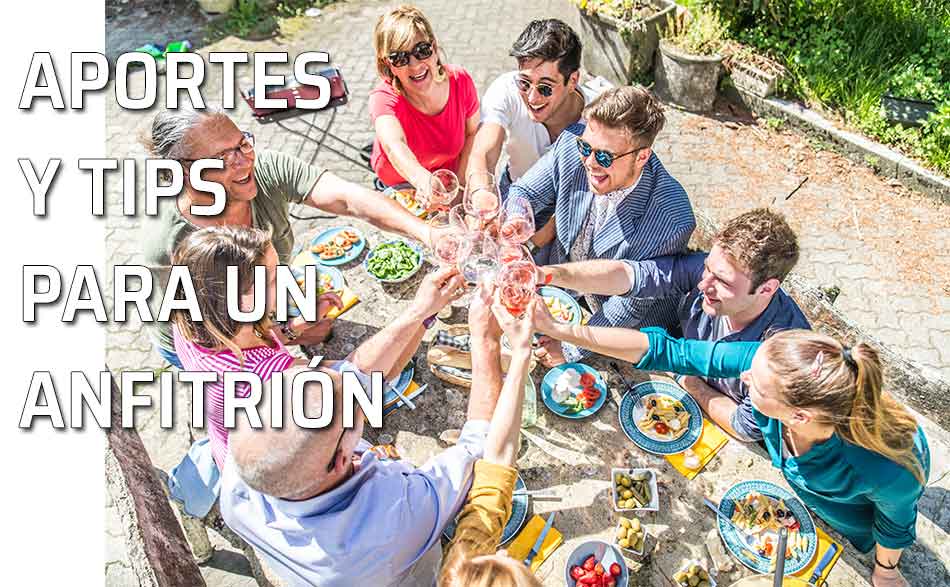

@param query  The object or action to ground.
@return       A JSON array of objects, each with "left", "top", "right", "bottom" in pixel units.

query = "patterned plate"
[
  {"left": 443, "top": 474, "right": 528, "bottom": 545},
  {"left": 384, "top": 183, "right": 426, "bottom": 217},
  {"left": 502, "top": 286, "right": 582, "bottom": 349},
  {"left": 618, "top": 381, "right": 702, "bottom": 454},
  {"left": 541, "top": 363, "right": 608, "bottom": 419},
  {"left": 287, "top": 266, "right": 344, "bottom": 318},
  {"left": 310, "top": 226, "right": 366, "bottom": 266},
  {"left": 717, "top": 480, "right": 818, "bottom": 575}
]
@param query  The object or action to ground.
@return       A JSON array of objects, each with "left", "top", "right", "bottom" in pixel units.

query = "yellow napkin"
[
  {"left": 506, "top": 514, "right": 564, "bottom": 573},
  {"left": 291, "top": 252, "right": 359, "bottom": 319},
  {"left": 792, "top": 526, "right": 842, "bottom": 585},
  {"left": 666, "top": 418, "right": 729, "bottom": 479}
]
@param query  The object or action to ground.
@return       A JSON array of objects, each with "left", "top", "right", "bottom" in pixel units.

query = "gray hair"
[{"left": 141, "top": 104, "right": 229, "bottom": 160}]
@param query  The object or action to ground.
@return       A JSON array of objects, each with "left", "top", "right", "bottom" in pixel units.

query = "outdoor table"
[{"left": 287, "top": 214, "right": 843, "bottom": 587}]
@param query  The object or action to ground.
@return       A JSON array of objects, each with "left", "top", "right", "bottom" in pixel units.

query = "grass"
[{"left": 206, "top": 0, "right": 338, "bottom": 42}]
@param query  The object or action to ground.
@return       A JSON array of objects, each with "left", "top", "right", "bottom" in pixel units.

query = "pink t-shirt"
[
  {"left": 369, "top": 64, "right": 479, "bottom": 186},
  {"left": 173, "top": 326, "right": 295, "bottom": 470}
]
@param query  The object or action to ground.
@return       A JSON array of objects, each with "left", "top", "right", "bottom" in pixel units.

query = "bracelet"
[
  {"left": 874, "top": 556, "right": 899, "bottom": 570},
  {"left": 280, "top": 321, "right": 300, "bottom": 341}
]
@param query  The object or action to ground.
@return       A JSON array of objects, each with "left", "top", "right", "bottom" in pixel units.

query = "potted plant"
[
  {"left": 572, "top": 0, "right": 677, "bottom": 85},
  {"left": 722, "top": 41, "right": 787, "bottom": 99},
  {"left": 654, "top": 7, "right": 727, "bottom": 111}
]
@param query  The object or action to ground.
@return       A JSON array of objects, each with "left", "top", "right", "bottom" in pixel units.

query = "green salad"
[{"left": 366, "top": 241, "right": 420, "bottom": 280}]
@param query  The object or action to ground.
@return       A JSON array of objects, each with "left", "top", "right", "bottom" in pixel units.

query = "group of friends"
[{"left": 139, "top": 5, "right": 930, "bottom": 587}]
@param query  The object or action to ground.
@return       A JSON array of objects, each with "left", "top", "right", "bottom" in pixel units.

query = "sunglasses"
[
  {"left": 387, "top": 41, "right": 434, "bottom": 68},
  {"left": 515, "top": 77, "right": 555, "bottom": 98},
  {"left": 575, "top": 137, "right": 642, "bottom": 169}
]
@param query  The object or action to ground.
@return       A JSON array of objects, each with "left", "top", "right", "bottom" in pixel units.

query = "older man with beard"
[{"left": 508, "top": 85, "right": 695, "bottom": 366}]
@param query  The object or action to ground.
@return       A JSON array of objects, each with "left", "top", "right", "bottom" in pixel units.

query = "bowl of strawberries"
[{"left": 565, "top": 540, "right": 628, "bottom": 586}]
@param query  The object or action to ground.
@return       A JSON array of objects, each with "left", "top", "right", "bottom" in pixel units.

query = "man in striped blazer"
[{"left": 508, "top": 85, "right": 696, "bottom": 365}]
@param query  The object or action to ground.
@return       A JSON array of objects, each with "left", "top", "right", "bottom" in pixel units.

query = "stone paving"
[{"left": 104, "top": 0, "right": 950, "bottom": 585}]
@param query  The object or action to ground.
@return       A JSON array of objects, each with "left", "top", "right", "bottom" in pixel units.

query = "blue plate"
[
  {"left": 363, "top": 239, "right": 425, "bottom": 284},
  {"left": 288, "top": 266, "right": 345, "bottom": 318},
  {"left": 382, "top": 364, "right": 415, "bottom": 408},
  {"left": 618, "top": 381, "right": 702, "bottom": 455},
  {"left": 443, "top": 474, "right": 528, "bottom": 545},
  {"left": 717, "top": 480, "right": 818, "bottom": 575},
  {"left": 564, "top": 540, "right": 629, "bottom": 586},
  {"left": 310, "top": 226, "right": 365, "bottom": 266},
  {"left": 541, "top": 363, "right": 608, "bottom": 419}
]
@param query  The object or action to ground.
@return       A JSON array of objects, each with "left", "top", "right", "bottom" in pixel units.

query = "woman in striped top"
[{"left": 171, "top": 226, "right": 341, "bottom": 470}]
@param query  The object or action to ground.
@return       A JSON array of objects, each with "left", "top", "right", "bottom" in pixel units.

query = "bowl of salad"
[{"left": 364, "top": 239, "right": 424, "bottom": 284}]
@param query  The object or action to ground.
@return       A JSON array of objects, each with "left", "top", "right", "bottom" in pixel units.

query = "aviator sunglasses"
[
  {"left": 387, "top": 41, "right": 434, "bottom": 68},
  {"left": 515, "top": 77, "right": 555, "bottom": 98},
  {"left": 575, "top": 137, "right": 642, "bottom": 169}
]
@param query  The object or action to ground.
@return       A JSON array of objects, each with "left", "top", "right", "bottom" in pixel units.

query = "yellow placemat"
[
  {"left": 291, "top": 251, "right": 359, "bottom": 319},
  {"left": 792, "top": 526, "right": 842, "bottom": 585},
  {"left": 506, "top": 514, "right": 564, "bottom": 573},
  {"left": 665, "top": 418, "right": 729, "bottom": 479},
  {"left": 383, "top": 381, "right": 420, "bottom": 413}
]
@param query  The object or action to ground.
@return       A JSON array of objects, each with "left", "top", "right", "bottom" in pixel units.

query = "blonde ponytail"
[{"left": 762, "top": 331, "right": 926, "bottom": 485}]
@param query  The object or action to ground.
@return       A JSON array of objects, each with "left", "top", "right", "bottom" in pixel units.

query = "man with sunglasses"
[
  {"left": 219, "top": 276, "right": 510, "bottom": 587},
  {"left": 140, "top": 106, "right": 432, "bottom": 368},
  {"left": 508, "top": 86, "right": 696, "bottom": 367},
  {"left": 468, "top": 19, "right": 595, "bottom": 197}
]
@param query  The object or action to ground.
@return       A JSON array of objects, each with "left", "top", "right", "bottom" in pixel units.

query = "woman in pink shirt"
[
  {"left": 171, "top": 226, "right": 340, "bottom": 470},
  {"left": 370, "top": 5, "right": 480, "bottom": 191}
]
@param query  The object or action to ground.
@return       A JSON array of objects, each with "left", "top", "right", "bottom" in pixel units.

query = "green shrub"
[
  {"left": 663, "top": 7, "right": 728, "bottom": 56},
  {"left": 699, "top": 0, "right": 950, "bottom": 174}
]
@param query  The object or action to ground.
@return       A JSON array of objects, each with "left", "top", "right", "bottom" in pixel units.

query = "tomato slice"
[{"left": 654, "top": 422, "right": 670, "bottom": 435}]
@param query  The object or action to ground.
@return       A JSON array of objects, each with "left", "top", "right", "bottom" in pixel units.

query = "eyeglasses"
[
  {"left": 326, "top": 426, "right": 346, "bottom": 473},
  {"left": 387, "top": 41, "right": 434, "bottom": 68},
  {"left": 575, "top": 137, "right": 642, "bottom": 169},
  {"left": 181, "top": 131, "right": 255, "bottom": 169},
  {"left": 515, "top": 77, "right": 555, "bottom": 98}
]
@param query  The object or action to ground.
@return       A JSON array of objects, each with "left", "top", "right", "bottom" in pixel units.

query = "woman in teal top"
[{"left": 534, "top": 307, "right": 929, "bottom": 587}]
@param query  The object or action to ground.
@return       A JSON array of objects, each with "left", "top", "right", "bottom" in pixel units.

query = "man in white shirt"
[
  {"left": 219, "top": 269, "right": 507, "bottom": 587},
  {"left": 468, "top": 19, "right": 596, "bottom": 196}
]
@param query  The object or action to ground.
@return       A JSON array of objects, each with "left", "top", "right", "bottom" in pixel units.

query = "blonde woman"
[
  {"left": 439, "top": 289, "right": 541, "bottom": 587},
  {"left": 170, "top": 226, "right": 341, "bottom": 470},
  {"left": 534, "top": 306, "right": 928, "bottom": 587},
  {"left": 370, "top": 5, "right": 479, "bottom": 190}
]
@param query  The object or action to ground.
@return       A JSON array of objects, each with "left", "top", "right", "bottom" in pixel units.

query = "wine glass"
[
  {"left": 427, "top": 169, "right": 460, "bottom": 212},
  {"left": 464, "top": 172, "right": 500, "bottom": 224},
  {"left": 499, "top": 196, "right": 535, "bottom": 263},
  {"left": 427, "top": 210, "right": 465, "bottom": 268},
  {"left": 456, "top": 231, "right": 500, "bottom": 303},
  {"left": 497, "top": 259, "right": 538, "bottom": 318}
]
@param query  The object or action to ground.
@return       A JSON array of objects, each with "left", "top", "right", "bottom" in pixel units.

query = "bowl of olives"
[{"left": 611, "top": 468, "right": 659, "bottom": 512}]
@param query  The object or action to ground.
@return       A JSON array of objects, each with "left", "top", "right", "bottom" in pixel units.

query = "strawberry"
[
  {"left": 594, "top": 562, "right": 605, "bottom": 576},
  {"left": 605, "top": 578, "right": 616, "bottom": 587},
  {"left": 583, "top": 555, "right": 597, "bottom": 571},
  {"left": 570, "top": 565, "right": 585, "bottom": 580},
  {"left": 610, "top": 563, "right": 622, "bottom": 577},
  {"left": 578, "top": 571, "right": 599, "bottom": 585}
]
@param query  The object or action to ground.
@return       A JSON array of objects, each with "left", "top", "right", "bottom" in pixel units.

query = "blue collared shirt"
[
  {"left": 219, "top": 419, "right": 490, "bottom": 587},
  {"left": 508, "top": 124, "right": 696, "bottom": 361},
  {"left": 625, "top": 252, "right": 810, "bottom": 439}
]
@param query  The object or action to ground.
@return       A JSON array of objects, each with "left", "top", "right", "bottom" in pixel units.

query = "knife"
[
  {"left": 383, "top": 383, "right": 428, "bottom": 415},
  {"left": 703, "top": 497, "right": 756, "bottom": 549},
  {"left": 524, "top": 512, "right": 556, "bottom": 567},
  {"left": 808, "top": 543, "right": 838, "bottom": 585}
]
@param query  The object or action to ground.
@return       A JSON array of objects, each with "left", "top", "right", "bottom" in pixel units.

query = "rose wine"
[
  {"left": 434, "top": 233, "right": 463, "bottom": 266},
  {"left": 500, "top": 216, "right": 534, "bottom": 244}
]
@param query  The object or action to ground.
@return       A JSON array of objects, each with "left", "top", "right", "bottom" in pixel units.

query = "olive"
[
  {"left": 673, "top": 572, "right": 688, "bottom": 582},
  {"left": 630, "top": 518, "right": 641, "bottom": 531},
  {"left": 776, "top": 509, "right": 786, "bottom": 519},
  {"left": 649, "top": 399, "right": 657, "bottom": 408},
  {"left": 617, "top": 527, "right": 628, "bottom": 540},
  {"left": 699, "top": 570, "right": 709, "bottom": 580},
  {"left": 621, "top": 489, "right": 633, "bottom": 499},
  {"left": 620, "top": 477, "right": 632, "bottom": 487},
  {"left": 688, "top": 575, "right": 700, "bottom": 587},
  {"left": 762, "top": 511, "right": 771, "bottom": 521},
  {"left": 698, "top": 581, "right": 710, "bottom": 587},
  {"left": 689, "top": 565, "right": 701, "bottom": 575},
  {"left": 619, "top": 518, "right": 632, "bottom": 528},
  {"left": 619, "top": 538, "right": 630, "bottom": 548},
  {"left": 651, "top": 414, "right": 661, "bottom": 421}
]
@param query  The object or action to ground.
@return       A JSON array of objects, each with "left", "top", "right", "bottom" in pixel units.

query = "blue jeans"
[{"left": 157, "top": 345, "right": 183, "bottom": 369}]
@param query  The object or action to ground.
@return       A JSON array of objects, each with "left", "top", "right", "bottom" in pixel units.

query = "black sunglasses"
[
  {"left": 576, "top": 137, "right": 642, "bottom": 169},
  {"left": 387, "top": 41, "right": 434, "bottom": 68},
  {"left": 515, "top": 77, "right": 554, "bottom": 98}
]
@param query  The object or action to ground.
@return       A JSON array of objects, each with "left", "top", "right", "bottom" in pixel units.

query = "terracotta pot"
[{"left": 654, "top": 38, "right": 723, "bottom": 112}]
